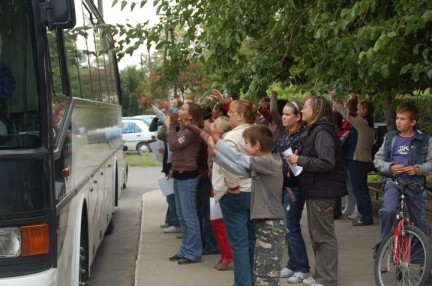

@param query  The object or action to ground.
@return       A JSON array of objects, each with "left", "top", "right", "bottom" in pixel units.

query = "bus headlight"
[{"left": 0, "top": 227, "right": 21, "bottom": 257}]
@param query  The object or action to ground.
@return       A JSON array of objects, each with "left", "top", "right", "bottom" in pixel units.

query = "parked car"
[
  {"left": 372, "top": 122, "right": 388, "bottom": 157},
  {"left": 122, "top": 118, "right": 157, "bottom": 154},
  {"left": 133, "top": 115, "right": 156, "bottom": 126},
  {"left": 370, "top": 122, "right": 388, "bottom": 172}
]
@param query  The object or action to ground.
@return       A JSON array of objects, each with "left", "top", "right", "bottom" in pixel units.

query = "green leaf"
[
  {"left": 386, "top": 32, "right": 396, "bottom": 38},
  {"left": 421, "top": 10, "right": 432, "bottom": 21},
  {"left": 427, "top": 69, "right": 432, "bottom": 80},
  {"left": 373, "top": 34, "right": 387, "bottom": 52},
  {"left": 400, "top": 63, "right": 413, "bottom": 75},
  {"left": 422, "top": 48, "right": 430, "bottom": 60},
  {"left": 140, "top": 1, "right": 147, "bottom": 8},
  {"left": 112, "top": 0, "right": 119, "bottom": 8},
  {"left": 121, "top": 1, "right": 127, "bottom": 11},
  {"left": 131, "top": 2, "right": 136, "bottom": 11},
  {"left": 156, "top": 5, "right": 162, "bottom": 16},
  {"left": 380, "top": 64, "right": 390, "bottom": 78}
]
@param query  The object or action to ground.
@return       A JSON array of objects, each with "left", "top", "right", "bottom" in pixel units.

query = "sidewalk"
[{"left": 135, "top": 190, "right": 380, "bottom": 286}]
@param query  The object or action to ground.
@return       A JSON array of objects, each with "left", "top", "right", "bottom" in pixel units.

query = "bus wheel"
[
  {"left": 106, "top": 217, "right": 115, "bottom": 235},
  {"left": 136, "top": 143, "right": 149, "bottom": 155}
]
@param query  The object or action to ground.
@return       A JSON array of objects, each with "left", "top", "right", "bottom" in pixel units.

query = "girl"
[{"left": 272, "top": 100, "right": 310, "bottom": 284}]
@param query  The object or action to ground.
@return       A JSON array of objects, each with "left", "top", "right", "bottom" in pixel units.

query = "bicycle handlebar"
[{"left": 393, "top": 177, "right": 429, "bottom": 193}]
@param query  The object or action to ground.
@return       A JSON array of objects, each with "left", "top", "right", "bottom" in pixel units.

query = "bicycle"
[{"left": 374, "top": 177, "right": 432, "bottom": 286}]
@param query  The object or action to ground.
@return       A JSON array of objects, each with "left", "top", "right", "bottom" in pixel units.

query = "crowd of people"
[{"left": 147, "top": 89, "right": 432, "bottom": 286}]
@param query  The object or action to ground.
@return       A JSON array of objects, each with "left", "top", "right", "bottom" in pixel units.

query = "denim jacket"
[{"left": 373, "top": 129, "right": 432, "bottom": 185}]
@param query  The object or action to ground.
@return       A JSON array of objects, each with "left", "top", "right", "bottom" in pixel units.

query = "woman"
[
  {"left": 337, "top": 95, "right": 359, "bottom": 219},
  {"left": 212, "top": 99, "right": 257, "bottom": 286},
  {"left": 287, "top": 96, "right": 347, "bottom": 286},
  {"left": 272, "top": 99, "right": 310, "bottom": 284},
  {"left": 167, "top": 102, "right": 205, "bottom": 264},
  {"left": 332, "top": 96, "right": 375, "bottom": 226}
]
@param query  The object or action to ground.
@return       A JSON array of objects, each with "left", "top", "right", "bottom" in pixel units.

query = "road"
[{"left": 86, "top": 166, "right": 162, "bottom": 286}]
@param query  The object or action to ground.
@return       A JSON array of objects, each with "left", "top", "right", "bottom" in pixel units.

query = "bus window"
[{"left": 0, "top": 0, "right": 41, "bottom": 149}]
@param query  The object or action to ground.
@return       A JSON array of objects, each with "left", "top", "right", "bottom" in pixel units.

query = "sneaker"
[
  {"left": 287, "top": 272, "right": 309, "bottom": 283},
  {"left": 341, "top": 209, "right": 353, "bottom": 217},
  {"left": 372, "top": 241, "right": 381, "bottom": 259},
  {"left": 347, "top": 211, "right": 359, "bottom": 220},
  {"left": 280, "top": 267, "right": 294, "bottom": 278},
  {"left": 160, "top": 223, "right": 170, "bottom": 228},
  {"left": 163, "top": 226, "right": 181, "bottom": 233},
  {"left": 302, "top": 276, "right": 316, "bottom": 285},
  {"left": 169, "top": 253, "right": 182, "bottom": 261}
]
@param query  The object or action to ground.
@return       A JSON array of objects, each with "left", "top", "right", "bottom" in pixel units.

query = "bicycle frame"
[
  {"left": 392, "top": 178, "right": 422, "bottom": 266},
  {"left": 393, "top": 217, "right": 411, "bottom": 265}
]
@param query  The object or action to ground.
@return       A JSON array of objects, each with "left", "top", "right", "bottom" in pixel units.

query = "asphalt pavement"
[{"left": 134, "top": 187, "right": 383, "bottom": 286}]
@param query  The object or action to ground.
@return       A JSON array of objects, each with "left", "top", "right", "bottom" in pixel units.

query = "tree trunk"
[{"left": 382, "top": 96, "right": 396, "bottom": 131}]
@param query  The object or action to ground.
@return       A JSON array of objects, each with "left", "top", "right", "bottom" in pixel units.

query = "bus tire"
[{"left": 106, "top": 217, "right": 115, "bottom": 236}]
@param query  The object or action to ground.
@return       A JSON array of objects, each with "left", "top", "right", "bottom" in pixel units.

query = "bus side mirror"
[{"left": 45, "top": 0, "right": 76, "bottom": 30}]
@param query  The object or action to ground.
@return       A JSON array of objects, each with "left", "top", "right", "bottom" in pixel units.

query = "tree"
[
  {"left": 120, "top": 66, "right": 147, "bottom": 116},
  {"left": 111, "top": 0, "right": 432, "bottom": 121}
]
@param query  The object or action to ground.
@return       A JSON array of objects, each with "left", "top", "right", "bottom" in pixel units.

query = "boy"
[
  {"left": 188, "top": 123, "right": 286, "bottom": 286},
  {"left": 373, "top": 102, "right": 432, "bottom": 243}
]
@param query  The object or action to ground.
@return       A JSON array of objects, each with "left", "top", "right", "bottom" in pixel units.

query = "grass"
[{"left": 126, "top": 152, "right": 162, "bottom": 167}]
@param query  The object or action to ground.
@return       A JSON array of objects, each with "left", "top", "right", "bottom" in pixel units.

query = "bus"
[{"left": 0, "top": 0, "right": 128, "bottom": 285}]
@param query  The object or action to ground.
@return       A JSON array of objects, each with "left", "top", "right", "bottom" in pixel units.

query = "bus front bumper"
[{"left": 0, "top": 268, "right": 56, "bottom": 286}]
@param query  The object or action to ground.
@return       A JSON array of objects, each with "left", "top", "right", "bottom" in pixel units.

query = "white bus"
[{"left": 0, "top": 0, "right": 127, "bottom": 285}]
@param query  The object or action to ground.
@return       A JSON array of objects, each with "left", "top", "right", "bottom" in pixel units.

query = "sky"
[{"left": 103, "top": 2, "right": 159, "bottom": 70}]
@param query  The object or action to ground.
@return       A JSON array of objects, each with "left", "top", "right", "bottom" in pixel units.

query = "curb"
[{"left": 134, "top": 193, "right": 146, "bottom": 286}]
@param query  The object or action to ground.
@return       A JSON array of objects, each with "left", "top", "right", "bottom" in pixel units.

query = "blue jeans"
[
  {"left": 165, "top": 194, "right": 179, "bottom": 227},
  {"left": 220, "top": 192, "right": 256, "bottom": 286},
  {"left": 196, "top": 176, "right": 219, "bottom": 252},
  {"left": 283, "top": 188, "right": 310, "bottom": 273},
  {"left": 380, "top": 180, "right": 428, "bottom": 241},
  {"left": 174, "top": 176, "right": 202, "bottom": 261},
  {"left": 347, "top": 160, "right": 373, "bottom": 224}
]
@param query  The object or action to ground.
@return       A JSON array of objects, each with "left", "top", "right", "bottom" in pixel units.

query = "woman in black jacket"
[{"left": 286, "top": 96, "right": 347, "bottom": 286}]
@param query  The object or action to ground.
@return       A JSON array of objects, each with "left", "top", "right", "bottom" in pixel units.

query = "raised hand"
[
  {"left": 169, "top": 112, "right": 179, "bottom": 126},
  {"left": 156, "top": 98, "right": 170, "bottom": 109},
  {"left": 147, "top": 98, "right": 153, "bottom": 108},
  {"left": 211, "top": 89, "right": 229, "bottom": 104},
  {"left": 204, "top": 120, "right": 221, "bottom": 142}
]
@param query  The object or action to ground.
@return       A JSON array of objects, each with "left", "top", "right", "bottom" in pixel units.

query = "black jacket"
[{"left": 298, "top": 121, "right": 347, "bottom": 198}]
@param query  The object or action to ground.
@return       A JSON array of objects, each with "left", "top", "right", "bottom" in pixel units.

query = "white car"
[
  {"left": 133, "top": 115, "right": 156, "bottom": 125},
  {"left": 122, "top": 118, "right": 157, "bottom": 154}
]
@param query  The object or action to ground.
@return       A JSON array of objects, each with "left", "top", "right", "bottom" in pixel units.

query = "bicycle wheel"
[{"left": 374, "top": 225, "right": 432, "bottom": 286}]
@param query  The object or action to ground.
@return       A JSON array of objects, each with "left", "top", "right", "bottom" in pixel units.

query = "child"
[
  {"left": 188, "top": 123, "right": 286, "bottom": 286},
  {"left": 208, "top": 116, "right": 233, "bottom": 270},
  {"left": 373, "top": 102, "right": 432, "bottom": 243}
]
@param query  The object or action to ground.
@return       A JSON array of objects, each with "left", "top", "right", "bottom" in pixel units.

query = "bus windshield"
[{"left": 0, "top": 0, "right": 41, "bottom": 149}]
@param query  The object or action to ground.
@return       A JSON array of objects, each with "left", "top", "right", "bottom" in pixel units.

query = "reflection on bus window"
[
  {"left": 63, "top": 2, "right": 119, "bottom": 103},
  {"left": 52, "top": 96, "right": 70, "bottom": 143}
]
